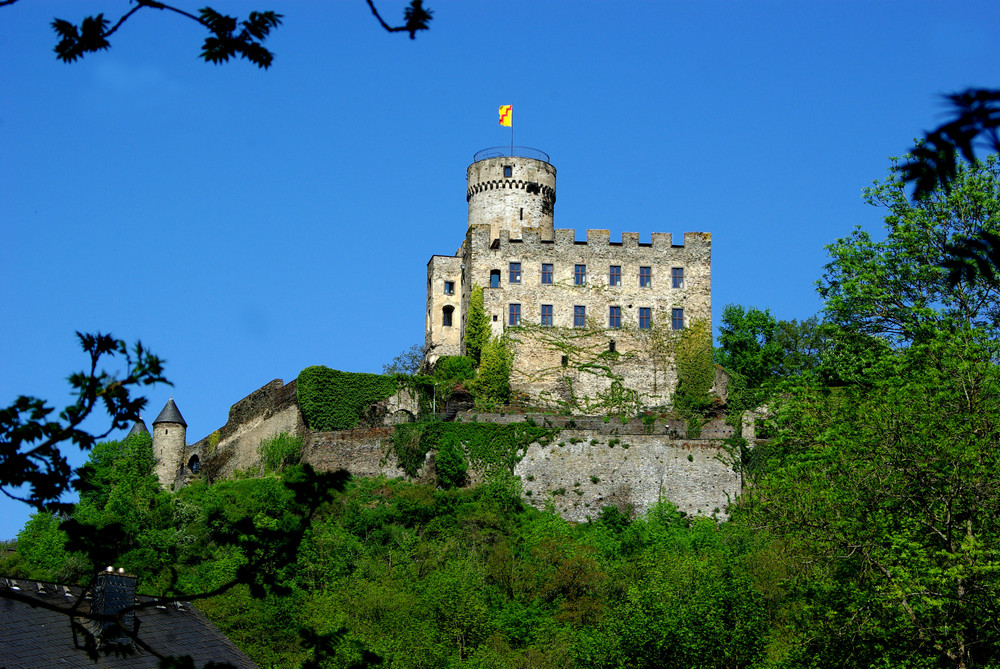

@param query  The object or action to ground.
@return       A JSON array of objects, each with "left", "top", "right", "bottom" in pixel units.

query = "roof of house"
[
  {"left": 0, "top": 577, "right": 257, "bottom": 669},
  {"left": 152, "top": 398, "right": 187, "bottom": 427}
]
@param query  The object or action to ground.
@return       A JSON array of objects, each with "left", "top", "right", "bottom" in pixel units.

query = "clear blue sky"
[{"left": 1, "top": 0, "right": 997, "bottom": 540}]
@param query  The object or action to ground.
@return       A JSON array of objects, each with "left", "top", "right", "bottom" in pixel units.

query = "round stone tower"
[
  {"left": 467, "top": 148, "right": 556, "bottom": 241},
  {"left": 151, "top": 398, "right": 186, "bottom": 488}
]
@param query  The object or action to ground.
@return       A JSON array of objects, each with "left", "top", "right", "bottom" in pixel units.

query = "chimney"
[{"left": 92, "top": 567, "right": 136, "bottom": 645}]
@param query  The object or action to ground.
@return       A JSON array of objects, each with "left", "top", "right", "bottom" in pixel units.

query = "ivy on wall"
[
  {"left": 391, "top": 420, "right": 559, "bottom": 479},
  {"left": 297, "top": 366, "right": 398, "bottom": 431}
]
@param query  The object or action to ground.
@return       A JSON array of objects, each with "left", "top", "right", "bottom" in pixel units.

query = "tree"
[
  {"left": 0, "top": 332, "right": 166, "bottom": 514},
  {"left": 382, "top": 343, "right": 424, "bottom": 375},
  {"left": 819, "top": 153, "right": 1000, "bottom": 343},
  {"left": 715, "top": 305, "right": 782, "bottom": 388},
  {"left": 464, "top": 285, "right": 491, "bottom": 365},
  {"left": 469, "top": 336, "right": 512, "bottom": 411},
  {"left": 901, "top": 89, "right": 1000, "bottom": 199},
  {"left": 739, "top": 331, "right": 1000, "bottom": 667},
  {"left": 0, "top": 0, "right": 433, "bottom": 69}
]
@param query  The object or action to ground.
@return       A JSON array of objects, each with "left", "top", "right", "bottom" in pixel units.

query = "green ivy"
[
  {"left": 297, "top": 366, "right": 398, "bottom": 431},
  {"left": 390, "top": 421, "right": 559, "bottom": 479}
]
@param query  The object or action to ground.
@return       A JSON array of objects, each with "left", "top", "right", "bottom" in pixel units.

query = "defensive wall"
[{"left": 177, "top": 378, "right": 740, "bottom": 521}]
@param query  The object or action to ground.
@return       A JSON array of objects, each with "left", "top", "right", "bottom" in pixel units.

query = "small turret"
[
  {"left": 127, "top": 418, "right": 149, "bottom": 436},
  {"left": 151, "top": 398, "right": 187, "bottom": 488}
]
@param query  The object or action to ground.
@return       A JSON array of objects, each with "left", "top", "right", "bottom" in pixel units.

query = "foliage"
[
  {"left": 0, "top": 332, "right": 166, "bottom": 514},
  {"left": 259, "top": 432, "right": 303, "bottom": 473},
  {"left": 819, "top": 153, "right": 1000, "bottom": 343},
  {"left": 433, "top": 433, "right": 467, "bottom": 489},
  {"left": 673, "top": 319, "right": 715, "bottom": 413},
  {"left": 296, "top": 366, "right": 398, "bottom": 431},
  {"left": 901, "top": 89, "right": 1000, "bottom": 199},
  {"left": 464, "top": 284, "right": 491, "bottom": 364},
  {"left": 38, "top": 1, "right": 434, "bottom": 67},
  {"left": 469, "top": 336, "right": 513, "bottom": 411},
  {"left": 431, "top": 355, "right": 476, "bottom": 384},
  {"left": 391, "top": 420, "right": 557, "bottom": 478},
  {"left": 715, "top": 304, "right": 783, "bottom": 388},
  {"left": 738, "top": 331, "right": 1000, "bottom": 667},
  {"left": 382, "top": 343, "right": 424, "bottom": 375}
]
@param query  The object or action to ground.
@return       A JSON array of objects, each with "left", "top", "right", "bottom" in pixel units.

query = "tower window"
[
  {"left": 609, "top": 306, "right": 622, "bottom": 328},
  {"left": 672, "top": 267, "right": 684, "bottom": 288},
  {"left": 509, "top": 303, "right": 521, "bottom": 326},
  {"left": 503, "top": 165, "right": 513, "bottom": 178},
  {"left": 444, "top": 281, "right": 454, "bottom": 295},
  {"left": 639, "top": 266, "right": 652, "bottom": 287},
  {"left": 574, "top": 264, "right": 586, "bottom": 285},
  {"left": 639, "top": 307, "right": 652, "bottom": 329},
  {"left": 573, "top": 305, "right": 586, "bottom": 328},
  {"left": 609, "top": 265, "right": 621, "bottom": 286},
  {"left": 672, "top": 308, "right": 684, "bottom": 330},
  {"left": 561, "top": 355, "right": 568, "bottom": 367},
  {"left": 443, "top": 306, "right": 454, "bottom": 327},
  {"left": 490, "top": 270, "right": 501, "bottom": 288},
  {"left": 609, "top": 340, "right": 616, "bottom": 353},
  {"left": 509, "top": 262, "right": 521, "bottom": 284},
  {"left": 520, "top": 207, "right": 523, "bottom": 220},
  {"left": 541, "top": 263, "right": 553, "bottom": 284},
  {"left": 541, "top": 304, "right": 553, "bottom": 326}
]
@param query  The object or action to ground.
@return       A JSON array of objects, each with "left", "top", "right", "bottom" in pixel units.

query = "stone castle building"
[{"left": 425, "top": 147, "right": 712, "bottom": 410}]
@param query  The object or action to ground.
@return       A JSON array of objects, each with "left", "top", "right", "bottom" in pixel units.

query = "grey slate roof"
[
  {"left": 0, "top": 577, "right": 257, "bottom": 668},
  {"left": 127, "top": 420, "right": 149, "bottom": 436},
  {"left": 152, "top": 398, "right": 187, "bottom": 427}
]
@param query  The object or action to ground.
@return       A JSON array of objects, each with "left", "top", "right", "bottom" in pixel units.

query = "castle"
[
  {"left": 425, "top": 147, "right": 711, "bottom": 410},
  {"left": 142, "top": 149, "right": 737, "bottom": 521}
]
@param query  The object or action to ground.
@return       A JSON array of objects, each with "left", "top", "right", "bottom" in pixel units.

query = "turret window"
[
  {"left": 541, "top": 263, "right": 553, "bottom": 284},
  {"left": 639, "top": 266, "right": 652, "bottom": 287},
  {"left": 609, "top": 265, "right": 621, "bottom": 286},
  {"left": 509, "top": 262, "right": 521, "bottom": 284},
  {"left": 509, "top": 304, "right": 521, "bottom": 326},
  {"left": 503, "top": 165, "right": 513, "bottom": 178}
]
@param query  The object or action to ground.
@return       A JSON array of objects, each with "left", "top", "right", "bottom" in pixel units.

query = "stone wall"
[
  {"left": 297, "top": 412, "right": 738, "bottom": 521},
  {"left": 464, "top": 226, "right": 711, "bottom": 409},
  {"left": 425, "top": 254, "right": 463, "bottom": 364},
  {"left": 182, "top": 379, "right": 304, "bottom": 483}
]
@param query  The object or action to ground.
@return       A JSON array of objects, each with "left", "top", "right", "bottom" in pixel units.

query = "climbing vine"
[
  {"left": 297, "top": 366, "right": 398, "bottom": 431},
  {"left": 390, "top": 420, "right": 559, "bottom": 479}
]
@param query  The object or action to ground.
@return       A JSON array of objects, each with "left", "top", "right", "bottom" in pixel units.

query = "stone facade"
[{"left": 425, "top": 151, "right": 711, "bottom": 409}]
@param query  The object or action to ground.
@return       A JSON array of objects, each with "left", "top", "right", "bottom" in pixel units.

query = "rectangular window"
[
  {"left": 672, "top": 308, "right": 684, "bottom": 330},
  {"left": 541, "top": 304, "right": 553, "bottom": 326},
  {"left": 509, "top": 262, "right": 521, "bottom": 284},
  {"left": 639, "top": 307, "right": 651, "bottom": 329},
  {"left": 490, "top": 270, "right": 500, "bottom": 289},
  {"left": 503, "top": 165, "right": 513, "bottom": 178},
  {"left": 541, "top": 263, "right": 553, "bottom": 284},
  {"left": 639, "top": 266, "right": 652, "bottom": 287},
  {"left": 609, "top": 265, "right": 621, "bottom": 286},
  {"left": 573, "top": 305, "right": 586, "bottom": 328},
  {"left": 574, "top": 264, "right": 586, "bottom": 285},
  {"left": 672, "top": 267, "right": 684, "bottom": 288},
  {"left": 509, "top": 303, "right": 521, "bottom": 326},
  {"left": 442, "top": 306, "right": 454, "bottom": 327},
  {"left": 444, "top": 281, "right": 454, "bottom": 295},
  {"left": 609, "top": 306, "right": 622, "bottom": 328}
]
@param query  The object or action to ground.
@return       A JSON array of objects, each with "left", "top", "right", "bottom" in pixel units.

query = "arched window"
[
  {"left": 442, "top": 306, "right": 454, "bottom": 327},
  {"left": 188, "top": 454, "right": 201, "bottom": 473}
]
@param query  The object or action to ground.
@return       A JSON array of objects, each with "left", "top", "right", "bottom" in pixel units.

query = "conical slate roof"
[
  {"left": 128, "top": 419, "right": 149, "bottom": 435},
  {"left": 152, "top": 398, "right": 187, "bottom": 427}
]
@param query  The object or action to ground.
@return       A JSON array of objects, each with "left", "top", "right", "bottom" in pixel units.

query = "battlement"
[{"left": 467, "top": 224, "right": 710, "bottom": 255}]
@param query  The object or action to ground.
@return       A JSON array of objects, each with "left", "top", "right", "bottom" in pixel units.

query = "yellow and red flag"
[{"left": 498, "top": 105, "right": 512, "bottom": 127}]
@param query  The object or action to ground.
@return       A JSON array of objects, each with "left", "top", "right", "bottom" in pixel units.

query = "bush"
[{"left": 260, "top": 433, "right": 303, "bottom": 473}]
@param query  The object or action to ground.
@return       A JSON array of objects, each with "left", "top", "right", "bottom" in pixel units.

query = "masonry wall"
[{"left": 461, "top": 226, "right": 711, "bottom": 408}]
